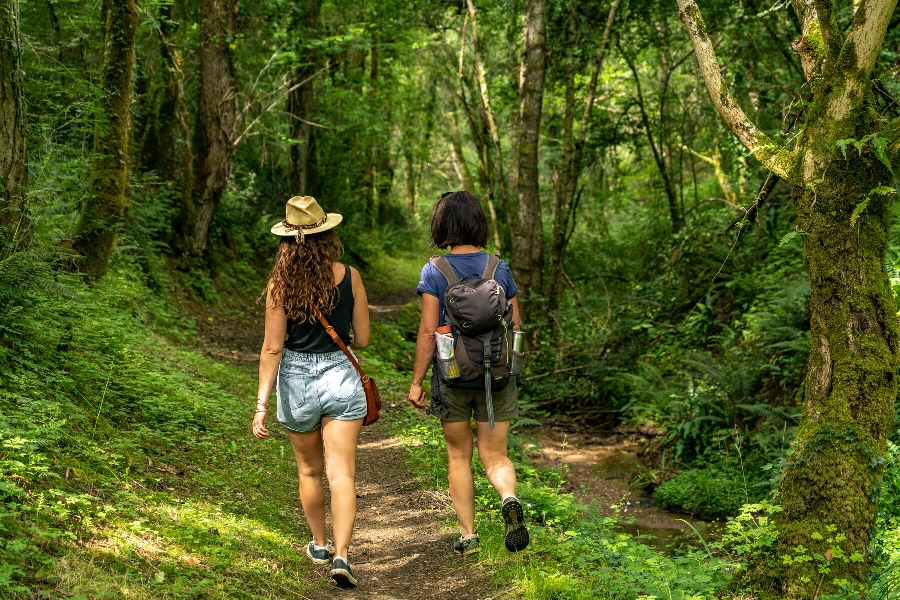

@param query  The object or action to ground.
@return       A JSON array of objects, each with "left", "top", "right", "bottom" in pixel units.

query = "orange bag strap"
[{"left": 314, "top": 308, "right": 370, "bottom": 385}]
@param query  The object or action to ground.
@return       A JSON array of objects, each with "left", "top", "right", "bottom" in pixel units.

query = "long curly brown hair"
[{"left": 267, "top": 230, "right": 345, "bottom": 323}]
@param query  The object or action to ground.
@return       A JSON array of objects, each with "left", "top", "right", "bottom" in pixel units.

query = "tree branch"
[
  {"left": 677, "top": 0, "right": 795, "bottom": 182},
  {"left": 826, "top": 0, "right": 898, "bottom": 121},
  {"left": 843, "top": 0, "right": 898, "bottom": 79}
]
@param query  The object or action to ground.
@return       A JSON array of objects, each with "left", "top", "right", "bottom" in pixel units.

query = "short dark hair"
[{"left": 430, "top": 191, "right": 490, "bottom": 249}]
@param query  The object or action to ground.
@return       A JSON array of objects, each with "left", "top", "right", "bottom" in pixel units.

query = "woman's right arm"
[
  {"left": 408, "top": 293, "right": 440, "bottom": 408},
  {"left": 252, "top": 287, "right": 287, "bottom": 440}
]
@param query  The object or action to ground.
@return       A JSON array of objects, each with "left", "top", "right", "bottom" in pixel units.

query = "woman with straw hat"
[{"left": 252, "top": 196, "right": 370, "bottom": 589}]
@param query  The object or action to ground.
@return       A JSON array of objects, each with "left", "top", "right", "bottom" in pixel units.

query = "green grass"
[{"left": 0, "top": 260, "right": 333, "bottom": 598}]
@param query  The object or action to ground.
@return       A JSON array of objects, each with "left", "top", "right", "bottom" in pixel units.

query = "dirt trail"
[
  {"left": 307, "top": 413, "right": 497, "bottom": 599},
  {"left": 192, "top": 289, "right": 501, "bottom": 598}
]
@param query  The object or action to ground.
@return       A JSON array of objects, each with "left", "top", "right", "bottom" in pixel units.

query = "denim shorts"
[{"left": 276, "top": 349, "right": 367, "bottom": 433}]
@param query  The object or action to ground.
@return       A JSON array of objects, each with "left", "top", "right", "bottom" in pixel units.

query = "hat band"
[{"left": 281, "top": 214, "right": 327, "bottom": 231}]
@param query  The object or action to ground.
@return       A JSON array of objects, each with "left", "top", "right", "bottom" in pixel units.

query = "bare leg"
[
  {"left": 475, "top": 419, "right": 516, "bottom": 499},
  {"left": 441, "top": 420, "right": 476, "bottom": 536},
  {"left": 321, "top": 417, "right": 363, "bottom": 559},
  {"left": 286, "top": 428, "right": 326, "bottom": 546}
]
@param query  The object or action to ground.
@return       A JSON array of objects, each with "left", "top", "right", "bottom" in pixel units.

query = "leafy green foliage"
[{"left": 654, "top": 469, "right": 747, "bottom": 517}]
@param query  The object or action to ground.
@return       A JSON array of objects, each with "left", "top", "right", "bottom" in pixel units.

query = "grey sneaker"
[
  {"left": 305, "top": 540, "right": 334, "bottom": 565},
  {"left": 453, "top": 532, "right": 481, "bottom": 556},
  {"left": 502, "top": 497, "right": 529, "bottom": 552},
  {"left": 330, "top": 556, "right": 358, "bottom": 588}
]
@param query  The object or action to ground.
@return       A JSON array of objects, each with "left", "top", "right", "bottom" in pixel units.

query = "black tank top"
[{"left": 284, "top": 264, "right": 354, "bottom": 353}]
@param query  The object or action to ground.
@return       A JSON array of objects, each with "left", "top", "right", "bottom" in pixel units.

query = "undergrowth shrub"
[{"left": 654, "top": 468, "right": 747, "bottom": 517}]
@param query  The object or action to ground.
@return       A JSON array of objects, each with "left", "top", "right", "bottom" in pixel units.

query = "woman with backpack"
[
  {"left": 252, "top": 196, "right": 370, "bottom": 589},
  {"left": 407, "top": 190, "right": 530, "bottom": 556}
]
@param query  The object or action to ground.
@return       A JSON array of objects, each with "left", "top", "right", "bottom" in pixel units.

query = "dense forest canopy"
[{"left": 1, "top": 0, "right": 900, "bottom": 597}]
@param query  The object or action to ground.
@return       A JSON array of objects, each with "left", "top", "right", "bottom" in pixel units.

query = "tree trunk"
[
  {"left": 72, "top": 0, "right": 137, "bottom": 278},
  {"left": 545, "top": 0, "right": 620, "bottom": 307},
  {"left": 0, "top": 0, "right": 27, "bottom": 252},
  {"left": 678, "top": 0, "right": 900, "bottom": 594},
  {"left": 191, "top": 0, "right": 238, "bottom": 256},
  {"left": 449, "top": 108, "right": 476, "bottom": 195},
  {"left": 287, "top": 0, "right": 318, "bottom": 195},
  {"left": 511, "top": 0, "right": 547, "bottom": 322},
  {"left": 465, "top": 0, "right": 514, "bottom": 241},
  {"left": 622, "top": 46, "right": 682, "bottom": 233},
  {"left": 157, "top": 4, "right": 194, "bottom": 255},
  {"left": 404, "top": 148, "right": 416, "bottom": 212}
]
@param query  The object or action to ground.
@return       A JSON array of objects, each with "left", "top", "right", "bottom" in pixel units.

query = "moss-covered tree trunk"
[
  {"left": 73, "top": 0, "right": 137, "bottom": 279},
  {"left": 679, "top": 0, "right": 900, "bottom": 594},
  {"left": 0, "top": 0, "right": 27, "bottom": 253},
  {"left": 191, "top": 0, "right": 237, "bottom": 256}
]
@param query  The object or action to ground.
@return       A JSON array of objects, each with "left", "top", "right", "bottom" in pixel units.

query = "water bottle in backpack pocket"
[{"left": 435, "top": 327, "right": 462, "bottom": 383}]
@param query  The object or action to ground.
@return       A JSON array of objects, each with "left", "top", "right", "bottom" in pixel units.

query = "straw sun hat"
[{"left": 270, "top": 196, "right": 343, "bottom": 242}]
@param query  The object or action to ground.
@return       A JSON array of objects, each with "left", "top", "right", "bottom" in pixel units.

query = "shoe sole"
[
  {"left": 305, "top": 545, "right": 332, "bottom": 565},
  {"left": 502, "top": 499, "right": 530, "bottom": 552},
  {"left": 331, "top": 567, "right": 358, "bottom": 588},
  {"left": 454, "top": 546, "right": 481, "bottom": 557}
]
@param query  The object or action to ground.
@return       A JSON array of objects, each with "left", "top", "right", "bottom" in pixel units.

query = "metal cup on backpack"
[{"left": 511, "top": 330, "right": 525, "bottom": 378}]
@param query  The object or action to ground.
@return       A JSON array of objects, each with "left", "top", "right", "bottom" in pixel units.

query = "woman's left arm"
[
  {"left": 253, "top": 287, "right": 287, "bottom": 440},
  {"left": 510, "top": 296, "right": 522, "bottom": 331},
  {"left": 349, "top": 267, "right": 370, "bottom": 349}
]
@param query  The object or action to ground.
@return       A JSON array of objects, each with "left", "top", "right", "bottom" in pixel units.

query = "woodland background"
[{"left": 1, "top": 0, "right": 900, "bottom": 598}]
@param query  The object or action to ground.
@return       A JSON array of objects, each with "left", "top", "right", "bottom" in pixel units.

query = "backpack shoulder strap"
[
  {"left": 429, "top": 255, "right": 460, "bottom": 285},
  {"left": 482, "top": 254, "right": 500, "bottom": 280}
]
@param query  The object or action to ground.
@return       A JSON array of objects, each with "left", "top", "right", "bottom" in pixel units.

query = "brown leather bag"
[{"left": 315, "top": 309, "right": 381, "bottom": 426}]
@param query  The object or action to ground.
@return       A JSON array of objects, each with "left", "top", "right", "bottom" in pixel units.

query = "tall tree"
[
  {"left": 465, "top": 0, "right": 514, "bottom": 245},
  {"left": 191, "top": 0, "right": 238, "bottom": 256},
  {"left": 157, "top": 3, "right": 194, "bottom": 254},
  {"left": 545, "top": 0, "right": 621, "bottom": 306},
  {"left": 73, "top": 0, "right": 137, "bottom": 278},
  {"left": 287, "top": 0, "right": 319, "bottom": 195},
  {"left": 511, "top": 0, "right": 548, "bottom": 321},
  {"left": 0, "top": 0, "right": 27, "bottom": 253},
  {"left": 679, "top": 0, "right": 900, "bottom": 595}
]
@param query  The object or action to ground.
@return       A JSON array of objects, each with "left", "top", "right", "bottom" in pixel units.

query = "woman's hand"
[
  {"left": 252, "top": 411, "right": 269, "bottom": 439},
  {"left": 408, "top": 384, "right": 426, "bottom": 409}
]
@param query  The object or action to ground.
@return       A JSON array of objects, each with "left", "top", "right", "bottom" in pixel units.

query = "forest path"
[
  {"left": 192, "top": 288, "right": 502, "bottom": 598},
  {"left": 306, "top": 416, "right": 496, "bottom": 599}
]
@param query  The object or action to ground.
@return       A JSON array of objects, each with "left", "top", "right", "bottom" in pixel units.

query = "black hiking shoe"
[
  {"left": 330, "top": 557, "right": 358, "bottom": 589},
  {"left": 453, "top": 533, "right": 481, "bottom": 556},
  {"left": 501, "top": 497, "right": 529, "bottom": 552},
  {"left": 305, "top": 540, "right": 334, "bottom": 565}
]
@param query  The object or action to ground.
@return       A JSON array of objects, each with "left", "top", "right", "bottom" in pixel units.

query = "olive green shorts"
[{"left": 428, "top": 376, "right": 519, "bottom": 423}]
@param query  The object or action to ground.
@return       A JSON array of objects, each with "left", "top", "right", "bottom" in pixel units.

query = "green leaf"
[
  {"left": 870, "top": 137, "right": 894, "bottom": 174},
  {"left": 836, "top": 138, "right": 855, "bottom": 160},
  {"left": 779, "top": 230, "right": 800, "bottom": 247},
  {"left": 869, "top": 186, "right": 896, "bottom": 196},
  {"left": 850, "top": 198, "right": 870, "bottom": 226}
]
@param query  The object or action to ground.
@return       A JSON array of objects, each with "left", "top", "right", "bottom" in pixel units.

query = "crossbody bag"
[{"left": 314, "top": 309, "right": 381, "bottom": 426}]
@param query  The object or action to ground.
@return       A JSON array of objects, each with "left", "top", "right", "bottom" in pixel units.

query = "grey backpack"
[{"left": 430, "top": 255, "right": 514, "bottom": 428}]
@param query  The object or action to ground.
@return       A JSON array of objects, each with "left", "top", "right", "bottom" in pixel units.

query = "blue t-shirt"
[{"left": 417, "top": 252, "right": 518, "bottom": 326}]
